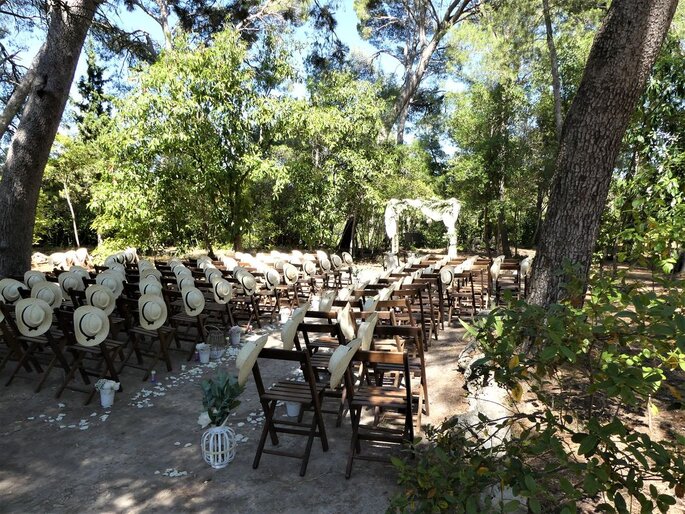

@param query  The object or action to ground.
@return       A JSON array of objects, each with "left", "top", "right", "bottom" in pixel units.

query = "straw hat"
[
  {"left": 328, "top": 338, "right": 362, "bottom": 389},
  {"left": 239, "top": 273, "right": 256, "bottom": 296},
  {"left": 31, "top": 280, "right": 62, "bottom": 308},
  {"left": 177, "top": 276, "right": 195, "bottom": 291},
  {"left": 139, "top": 277, "right": 163, "bottom": 296},
  {"left": 337, "top": 302, "right": 356, "bottom": 341},
  {"left": 362, "top": 294, "right": 380, "bottom": 313},
  {"left": 85, "top": 285, "right": 116, "bottom": 315},
  {"left": 15, "top": 298, "right": 53, "bottom": 337},
  {"left": 330, "top": 254, "right": 343, "bottom": 270},
  {"left": 107, "top": 262, "right": 126, "bottom": 277},
  {"left": 140, "top": 267, "right": 162, "bottom": 280},
  {"left": 440, "top": 266, "right": 454, "bottom": 286},
  {"left": 58, "top": 272, "right": 85, "bottom": 294},
  {"left": 70, "top": 265, "right": 90, "bottom": 281},
  {"left": 182, "top": 287, "right": 205, "bottom": 317},
  {"left": 236, "top": 334, "right": 268, "bottom": 386},
  {"left": 282, "top": 263, "right": 298, "bottom": 285},
  {"left": 168, "top": 258, "right": 182, "bottom": 269},
  {"left": 123, "top": 247, "right": 138, "bottom": 264},
  {"left": 138, "top": 259, "right": 154, "bottom": 271},
  {"left": 358, "top": 312, "right": 379, "bottom": 351},
  {"left": 212, "top": 279, "right": 233, "bottom": 304},
  {"left": 302, "top": 261, "right": 316, "bottom": 278},
  {"left": 96, "top": 272, "right": 124, "bottom": 298},
  {"left": 318, "top": 290, "right": 336, "bottom": 312},
  {"left": 265, "top": 269, "right": 280, "bottom": 290},
  {"left": 320, "top": 257, "right": 332, "bottom": 272},
  {"left": 138, "top": 294, "right": 167, "bottom": 330},
  {"left": 281, "top": 319, "right": 300, "bottom": 351},
  {"left": 205, "top": 268, "right": 223, "bottom": 284},
  {"left": 342, "top": 252, "right": 353, "bottom": 265},
  {"left": 74, "top": 306, "right": 110, "bottom": 346},
  {"left": 24, "top": 270, "right": 46, "bottom": 289},
  {"left": 290, "top": 300, "right": 311, "bottom": 326},
  {"left": 0, "top": 278, "right": 25, "bottom": 305},
  {"left": 174, "top": 266, "right": 192, "bottom": 278}
]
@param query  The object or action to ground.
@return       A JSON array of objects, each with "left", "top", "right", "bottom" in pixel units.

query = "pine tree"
[{"left": 74, "top": 40, "right": 111, "bottom": 141}]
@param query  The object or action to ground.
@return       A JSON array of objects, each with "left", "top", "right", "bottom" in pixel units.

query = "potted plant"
[
  {"left": 198, "top": 371, "right": 244, "bottom": 469},
  {"left": 95, "top": 379, "right": 120, "bottom": 408}
]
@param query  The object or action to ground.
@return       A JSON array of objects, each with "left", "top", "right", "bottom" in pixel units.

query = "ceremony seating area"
[{"left": 0, "top": 247, "right": 532, "bottom": 479}]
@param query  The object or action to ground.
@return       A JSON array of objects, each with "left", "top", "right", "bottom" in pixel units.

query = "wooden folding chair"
[
  {"left": 250, "top": 347, "right": 329, "bottom": 476},
  {"left": 345, "top": 349, "right": 414, "bottom": 479}
]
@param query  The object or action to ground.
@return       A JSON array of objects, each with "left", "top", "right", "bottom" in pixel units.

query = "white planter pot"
[
  {"left": 229, "top": 331, "right": 241, "bottom": 346},
  {"left": 285, "top": 401, "right": 301, "bottom": 417},
  {"left": 100, "top": 388, "right": 115, "bottom": 408},
  {"left": 202, "top": 426, "right": 236, "bottom": 469},
  {"left": 198, "top": 346, "right": 210, "bottom": 364}
]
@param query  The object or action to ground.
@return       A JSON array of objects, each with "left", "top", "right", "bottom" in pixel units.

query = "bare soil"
[{"left": 0, "top": 319, "right": 470, "bottom": 513}]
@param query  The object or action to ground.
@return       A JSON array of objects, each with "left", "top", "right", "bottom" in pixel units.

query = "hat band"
[
  {"left": 78, "top": 316, "right": 98, "bottom": 341},
  {"left": 141, "top": 303, "right": 159, "bottom": 325},
  {"left": 21, "top": 308, "right": 43, "bottom": 331}
]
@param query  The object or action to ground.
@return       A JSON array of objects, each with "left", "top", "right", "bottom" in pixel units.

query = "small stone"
[{"left": 237, "top": 422, "right": 245, "bottom": 427}]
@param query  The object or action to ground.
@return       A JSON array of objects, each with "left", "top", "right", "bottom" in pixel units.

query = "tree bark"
[
  {"left": 0, "top": 68, "right": 37, "bottom": 140},
  {"left": 528, "top": 0, "right": 679, "bottom": 307},
  {"left": 542, "top": 0, "right": 563, "bottom": 142},
  {"left": 0, "top": 0, "right": 102, "bottom": 277}
]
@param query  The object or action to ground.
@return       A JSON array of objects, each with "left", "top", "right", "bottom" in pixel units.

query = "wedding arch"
[{"left": 384, "top": 198, "right": 462, "bottom": 258}]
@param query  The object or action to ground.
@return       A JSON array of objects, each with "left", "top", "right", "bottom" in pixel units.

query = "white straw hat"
[
  {"left": 138, "top": 259, "right": 154, "bottom": 271},
  {"left": 182, "top": 287, "right": 205, "bottom": 317},
  {"left": 342, "top": 252, "right": 353, "bottom": 265},
  {"left": 240, "top": 273, "right": 256, "bottom": 296},
  {"left": 140, "top": 267, "right": 162, "bottom": 280},
  {"left": 174, "top": 265, "right": 192, "bottom": 278},
  {"left": 281, "top": 319, "right": 299, "bottom": 351},
  {"left": 290, "top": 300, "right": 311, "bottom": 326},
  {"left": 15, "top": 297, "right": 53, "bottom": 337},
  {"left": 70, "top": 265, "right": 90, "bottom": 281},
  {"left": 265, "top": 269, "right": 280, "bottom": 290},
  {"left": 328, "top": 338, "right": 362, "bottom": 389},
  {"left": 95, "top": 271, "right": 124, "bottom": 298},
  {"left": 358, "top": 312, "right": 379, "bottom": 351},
  {"left": 31, "top": 281, "right": 62, "bottom": 308},
  {"left": 107, "top": 263, "right": 126, "bottom": 278},
  {"left": 330, "top": 254, "right": 343, "bottom": 270},
  {"left": 236, "top": 334, "right": 268, "bottom": 386},
  {"left": 302, "top": 261, "right": 316, "bottom": 278},
  {"left": 318, "top": 290, "right": 336, "bottom": 312},
  {"left": 0, "top": 278, "right": 26, "bottom": 304},
  {"left": 58, "top": 272, "right": 85, "bottom": 294},
  {"left": 177, "top": 276, "right": 195, "bottom": 291},
  {"left": 440, "top": 266, "right": 454, "bottom": 286},
  {"left": 337, "top": 302, "right": 356, "bottom": 341},
  {"left": 320, "top": 257, "right": 332, "bottom": 272},
  {"left": 85, "top": 285, "right": 116, "bottom": 315},
  {"left": 205, "top": 268, "right": 223, "bottom": 284},
  {"left": 74, "top": 306, "right": 110, "bottom": 346},
  {"left": 139, "top": 278, "right": 163, "bottom": 297},
  {"left": 138, "top": 294, "right": 167, "bottom": 330},
  {"left": 24, "top": 270, "right": 46, "bottom": 289},
  {"left": 282, "top": 263, "right": 298, "bottom": 285},
  {"left": 212, "top": 279, "right": 233, "bottom": 304}
]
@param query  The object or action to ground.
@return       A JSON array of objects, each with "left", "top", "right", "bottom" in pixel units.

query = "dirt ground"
[{"left": 0, "top": 318, "right": 470, "bottom": 513}]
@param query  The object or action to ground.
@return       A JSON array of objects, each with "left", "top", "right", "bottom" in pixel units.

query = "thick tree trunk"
[
  {"left": 528, "top": 0, "right": 679, "bottom": 307},
  {"left": 0, "top": 0, "right": 101, "bottom": 277},
  {"left": 542, "top": 0, "right": 563, "bottom": 142}
]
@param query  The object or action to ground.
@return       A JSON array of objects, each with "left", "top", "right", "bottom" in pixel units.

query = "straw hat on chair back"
[
  {"left": 74, "top": 306, "right": 110, "bottom": 346},
  {"left": 182, "top": 287, "right": 205, "bottom": 317},
  {"left": 31, "top": 281, "right": 62, "bottom": 309},
  {"left": 138, "top": 294, "right": 167, "bottom": 330},
  {"left": 0, "top": 278, "right": 25, "bottom": 304},
  {"left": 85, "top": 285, "right": 116, "bottom": 315},
  {"left": 213, "top": 279, "right": 233, "bottom": 304},
  {"left": 15, "top": 298, "right": 53, "bottom": 337},
  {"left": 24, "top": 270, "right": 46, "bottom": 289}
]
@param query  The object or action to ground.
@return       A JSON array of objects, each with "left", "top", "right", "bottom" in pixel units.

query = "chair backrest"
[{"left": 296, "top": 322, "right": 346, "bottom": 351}]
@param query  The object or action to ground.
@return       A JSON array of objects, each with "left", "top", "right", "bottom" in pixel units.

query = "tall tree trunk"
[
  {"left": 63, "top": 182, "right": 80, "bottom": 247},
  {"left": 498, "top": 209, "right": 511, "bottom": 258},
  {"left": 0, "top": 0, "right": 101, "bottom": 277},
  {"left": 528, "top": 0, "right": 679, "bottom": 307},
  {"left": 542, "top": 0, "right": 563, "bottom": 142}
]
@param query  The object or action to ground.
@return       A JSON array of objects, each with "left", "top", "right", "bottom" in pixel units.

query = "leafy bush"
[
  {"left": 390, "top": 271, "right": 685, "bottom": 513},
  {"left": 201, "top": 372, "right": 244, "bottom": 427}
]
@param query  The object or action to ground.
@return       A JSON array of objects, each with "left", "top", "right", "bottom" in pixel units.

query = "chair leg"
[
  {"left": 253, "top": 400, "right": 278, "bottom": 470},
  {"left": 345, "top": 406, "right": 362, "bottom": 479}
]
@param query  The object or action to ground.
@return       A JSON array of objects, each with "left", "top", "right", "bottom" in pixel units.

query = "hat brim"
[
  {"left": 15, "top": 298, "right": 53, "bottom": 337},
  {"left": 0, "top": 278, "right": 25, "bottom": 304},
  {"left": 74, "top": 306, "right": 110, "bottom": 346},
  {"left": 31, "top": 281, "right": 63, "bottom": 309},
  {"left": 337, "top": 302, "right": 356, "bottom": 341},
  {"left": 280, "top": 319, "right": 299, "bottom": 351},
  {"left": 358, "top": 312, "right": 379, "bottom": 351},
  {"left": 236, "top": 335, "right": 268, "bottom": 386},
  {"left": 212, "top": 280, "right": 232, "bottom": 304}
]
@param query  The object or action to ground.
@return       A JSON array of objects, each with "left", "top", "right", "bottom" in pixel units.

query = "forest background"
[{"left": 3, "top": 0, "right": 682, "bottom": 272}]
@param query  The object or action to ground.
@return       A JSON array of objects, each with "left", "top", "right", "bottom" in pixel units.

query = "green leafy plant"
[
  {"left": 200, "top": 371, "right": 244, "bottom": 427},
  {"left": 390, "top": 270, "right": 685, "bottom": 513}
]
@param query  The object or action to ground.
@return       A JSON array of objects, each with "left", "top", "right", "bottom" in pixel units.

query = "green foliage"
[
  {"left": 391, "top": 270, "right": 685, "bottom": 512},
  {"left": 200, "top": 371, "right": 244, "bottom": 426}
]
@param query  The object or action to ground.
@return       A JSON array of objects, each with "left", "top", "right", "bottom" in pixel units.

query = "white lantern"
[{"left": 201, "top": 426, "right": 236, "bottom": 469}]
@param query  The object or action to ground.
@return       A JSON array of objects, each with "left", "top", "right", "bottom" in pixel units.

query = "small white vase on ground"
[
  {"left": 197, "top": 343, "right": 211, "bottom": 364},
  {"left": 285, "top": 401, "right": 301, "bottom": 417}
]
